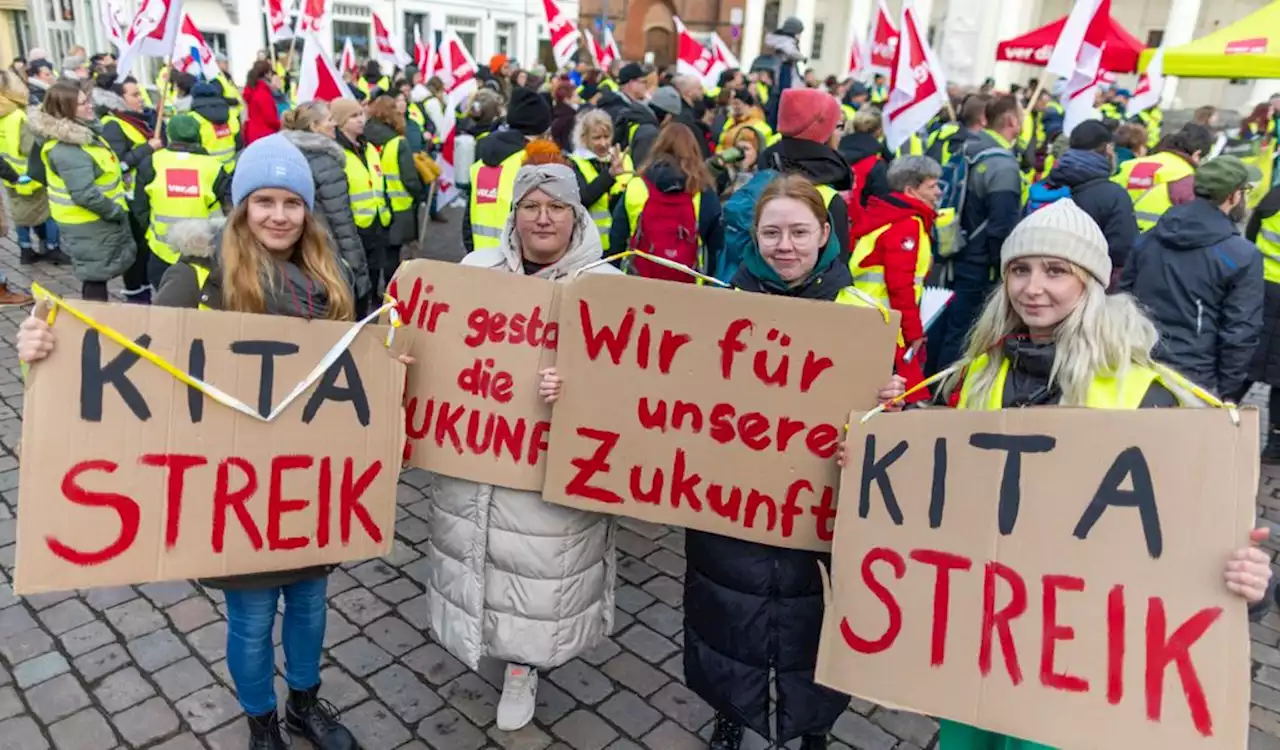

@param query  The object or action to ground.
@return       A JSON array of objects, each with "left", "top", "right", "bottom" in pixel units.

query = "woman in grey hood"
[{"left": 422, "top": 161, "right": 619, "bottom": 733}]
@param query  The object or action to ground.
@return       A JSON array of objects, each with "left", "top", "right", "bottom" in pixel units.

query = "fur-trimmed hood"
[
  {"left": 167, "top": 218, "right": 227, "bottom": 260},
  {"left": 91, "top": 87, "right": 129, "bottom": 115},
  {"left": 25, "top": 108, "right": 97, "bottom": 145},
  {"left": 279, "top": 129, "right": 345, "bottom": 163}
]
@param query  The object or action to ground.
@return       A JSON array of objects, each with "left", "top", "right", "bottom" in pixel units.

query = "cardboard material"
[
  {"left": 389, "top": 259, "right": 558, "bottom": 491},
  {"left": 543, "top": 274, "right": 900, "bottom": 552},
  {"left": 16, "top": 302, "right": 406, "bottom": 593},
  {"left": 817, "top": 407, "right": 1257, "bottom": 749}
]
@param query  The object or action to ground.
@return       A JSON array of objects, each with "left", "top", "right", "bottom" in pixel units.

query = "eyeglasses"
[
  {"left": 516, "top": 201, "right": 573, "bottom": 221},
  {"left": 757, "top": 225, "right": 819, "bottom": 246}
]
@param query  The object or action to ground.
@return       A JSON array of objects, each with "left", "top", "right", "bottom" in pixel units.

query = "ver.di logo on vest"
[
  {"left": 474, "top": 165, "right": 502, "bottom": 204},
  {"left": 165, "top": 168, "right": 201, "bottom": 198}
]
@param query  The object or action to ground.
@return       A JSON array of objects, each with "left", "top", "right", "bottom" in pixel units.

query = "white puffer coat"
[{"left": 425, "top": 196, "right": 620, "bottom": 670}]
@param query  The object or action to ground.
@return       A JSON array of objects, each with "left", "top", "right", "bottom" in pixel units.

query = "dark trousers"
[
  {"left": 82, "top": 281, "right": 109, "bottom": 301},
  {"left": 122, "top": 214, "right": 151, "bottom": 294},
  {"left": 148, "top": 254, "right": 175, "bottom": 292},
  {"left": 930, "top": 260, "right": 997, "bottom": 375}
]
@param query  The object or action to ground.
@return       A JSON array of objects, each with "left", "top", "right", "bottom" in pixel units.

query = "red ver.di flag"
[
  {"left": 297, "top": 30, "right": 352, "bottom": 102},
  {"left": 882, "top": 1, "right": 946, "bottom": 154},
  {"left": 1045, "top": 0, "right": 1112, "bottom": 136},
  {"left": 867, "top": 0, "right": 898, "bottom": 75},
  {"left": 542, "top": 0, "right": 580, "bottom": 69},
  {"left": 372, "top": 11, "right": 411, "bottom": 69},
  {"left": 265, "top": 0, "right": 292, "bottom": 42},
  {"left": 171, "top": 14, "right": 218, "bottom": 79},
  {"left": 114, "top": 0, "right": 184, "bottom": 82},
  {"left": 295, "top": 0, "right": 326, "bottom": 35}
]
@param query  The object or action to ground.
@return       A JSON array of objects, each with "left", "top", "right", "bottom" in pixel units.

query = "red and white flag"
[
  {"left": 675, "top": 17, "right": 722, "bottom": 87},
  {"left": 294, "top": 0, "right": 326, "bottom": 35},
  {"left": 297, "top": 30, "right": 352, "bottom": 102},
  {"left": 114, "top": 0, "right": 184, "bottom": 81},
  {"left": 340, "top": 37, "right": 358, "bottom": 77},
  {"left": 372, "top": 11, "right": 411, "bottom": 69},
  {"left": 845, "top": 24, "right": 867, "bottom": 80},
  {"left": 413, "top": 24, "right": 430, "bottom": 72},
  {"left": 439, "top": 29, "right": 477, "bottom": 106},
  {"left": 583, "top": 28, "right": 603, "bottom": 68},
  {"left": 265, "top": 0, "right": 292, "bottom": 42},
  {"left": 1047, "top": 0, "right": 1111, "bottom": 135},
  {"left": 542, "top": 0, "right": 580, "bottom": 69},
  {"left": 882, "top": 1, "right": 946, "bottom": 153},
  {"left": 98, "top": 0, "right": 129, "bottom": 49},
  {"left": 602, "top": 27, "right": 621, "bottom": 69},
  {"left": 867, "top": 0, "right": 899, "bottom": 75},
  {"left": 1127, "top": 45, "right": 1164, "bottom": 113},
  {"left": 710, "top": 31, "right": 739, "bottom": 73},
  {"left": 171, "top": 14, "right": 218, "bottom": 79}
]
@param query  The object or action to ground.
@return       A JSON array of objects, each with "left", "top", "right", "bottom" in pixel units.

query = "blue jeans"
[
  {"left": 223, "top": 576, "right": 328, "bottom": 715},
  {"left": 16, "top": 219, "right": 59, "bottom": 250}
]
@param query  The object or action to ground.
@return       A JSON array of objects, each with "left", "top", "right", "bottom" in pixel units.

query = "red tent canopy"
[{"left": 996, "top": 15, "right": 1144, "bottom": 73}]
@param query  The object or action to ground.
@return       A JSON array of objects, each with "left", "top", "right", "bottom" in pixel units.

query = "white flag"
[
  {"left": 1127, "top": 47, "right": 1165, "bottom": 113},
  {"left": 882, "top": 1, "right": 946, "bottom": 153}
]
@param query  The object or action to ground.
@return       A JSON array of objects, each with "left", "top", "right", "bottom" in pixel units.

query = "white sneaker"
[{"left": 496, "top": 663, "right": 538, "bottom": 731}]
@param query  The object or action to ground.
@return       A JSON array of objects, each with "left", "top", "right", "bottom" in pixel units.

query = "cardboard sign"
[
  {"left": 16, "top": 302, "right": 406, "bottom": 594},
  {"left": 389, "top": 260, "right": 557, "bottom": 491},
  {"left": 543, "top": 274, "right": 899, "bottom": 552},
  {"left": 817, "top": 407, "right": 1258, "bottom": 749}
]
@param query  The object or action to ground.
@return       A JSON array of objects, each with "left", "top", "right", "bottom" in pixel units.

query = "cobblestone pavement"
[{"left": 0, "top": 219, "right": 1279, "bottom": 749}]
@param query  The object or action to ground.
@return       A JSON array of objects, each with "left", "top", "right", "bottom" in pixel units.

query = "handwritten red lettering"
[
  {"left": 267, "top": 455, "right": 314, "bottom": 551},
  {"left": 841, "top": 546, "right": 906, "bottom": 653},
  {"left": 340, "top": 458, "right": 383, "bottom": 544},
  {"left": 464, "top": 305, "right": 557, "bottom": 349},
  {"left": 405, "top": 397, "right": 548, "bottom": 467},
  {"left": 1107, "top": 584, "right": 1125, "bottom": 705},
  {"left": 1145, "top": 597, "right": 1220, "bottom": 736},
  {"left": 909, "top": 549, "right": 972, "bottom": 666},
  {"left": 139, "top": 453, "right": 208, "bottom": 549},
  {"left": 1041, "top": 574, "right": 1088, "bottom": 692},
  {"left": 457, "top": 358, "right": 515, "bottom": 403},
  {"left": 578, "top": 300, "right": 688, "bottom": 372},
  {"left": 387, "top": 278, "right": 451, "bottom": 332},
  {"left": 47, "top": 460, "right": 140, "bottom": 566},
  {"left": 980, "top": 562, "right": 1026, "bottom": 685},
  {"left": 564, "top": 427, "right": 624, "bottom": 504},
  {"left": 635, "top": 396, "right": 840, "bottom": 459},
  {"left": 213, "top": 457, "right": 262, "bottom": 553}
]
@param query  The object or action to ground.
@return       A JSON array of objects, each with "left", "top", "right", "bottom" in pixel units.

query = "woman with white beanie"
[{"left": 864, "top": 199, "right": 1275, "bottom": 750}]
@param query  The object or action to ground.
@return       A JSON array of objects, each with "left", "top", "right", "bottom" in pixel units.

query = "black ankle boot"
[
  {"left": 1264, "top": 431, "right": 1280, "bottom": 464},
  {"left": 285, "top": 685, "right": 357, "bottom": 750},
  {"left": 709, "top": 713, "right": 744, "bottom": 750},
  {"left": 246, "top": 710, "right": 287, "bottom": 750},
  {"left": 800, "top": 734, "right": 828, "bottom": 750}
]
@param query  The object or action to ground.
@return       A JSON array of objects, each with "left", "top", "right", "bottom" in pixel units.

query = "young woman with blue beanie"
[{"left": 16, "top": 132, "right": 365, "bottom": 750}]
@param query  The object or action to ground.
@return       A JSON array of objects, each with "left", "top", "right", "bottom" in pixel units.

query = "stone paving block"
[
  {"left": 615, "top": 624, "right": 678, "bottom": 662},
  {"left": 599, "top": 689, "right": 663, "bottom": 736},
  {"left": 400, "top": 558, "right": 434, "bottom": 587},
  {"left": 72, "top": 644, "right": 128, "bottom": 682},
  {"left": 0, "top": 627, "right": 53, "bottom": 665},
  {"left": 26, "top": 672, "right": 90, "bottom": 723},
  {"left": 150, "top": 733, "right": 204, "bottom": 750},
  {"left": 548, "top": 660, "right": 614, "bottom": 705},
  {"left": 187, "top": 621, "right": 228, "bottom": 662},
  {"left": 365, "top": 615, "right": 427, "bottom": 656},
  {"left": 323, "top": 608, "right": 360, "bottom": 648},
  {"left": 0, "top": 605, "right": 35, "bottom": 639},
  {"left": 644, "top": 550, "right": 686, "bottom": 579},
  {"left": 418, "top": 707, "right": 488, "bottom": 750},
  {"left": 114, "top": 696, "right": 180, "bottom": 746},
  {"left": 330, "top": 635, "right": 394, "bottom": 677},
  {"left": 649, "top": 681, "right": 713, "bottom": 733},
  {"left": 372, "top": 578, "right": 422, "bottom": 604},
  {"left": 318, "top": 664, "right": 370, "bottom": 710},
  {"left": 0, "top": 687, "right": 23, "bottom": 721},
  {"left": 832, "top": 710, "right": 898, "bottom": 750},
  {"left": 13, "top": 651, "right": 69, "bottom": 688},
  {"left": 488, "top": 723, "right": 555, "bottom": 750},
  {"left": 396, "top": 595, "right": 432, "bottom": 631},
  {"left": 635, "top": 602, "right": 682, "bottom": 637},
  {"left": 59, "top": 621, "right": 115, "bottom": 657},
  {"left": 870, "top": 707, "right": 938, "bottom": 747},
  {"left": 104, "top": 598, "right": 165, "bottom": 638},
  {"left": 403, "top": 643, "right": 468, "bottom": 686},
  {"left": 37, "top": 599, "right": 94, "bottom": 635},
  {"left": 165, "top": 596, "right": 220, "bottom": 633},
  {"left": 138, "top": 581, "right": 196, "bottom": 607},
  {"left": 326, "top": 568, "right": 360, "bottom": 597},
  {"left": 367, "top": 664, "right": 444, "bottom": 723},
  {"left": 617, "top": 557, "right": 658, "bottom": 585},
  {"left": 350, "top": 559, "right": 399, "bottom": 588},
  {"left": 1253, "top": 726, "right": 1280, "bottom": 750},
  {"left": 342, "top": 699, "right": 413, "bottom": 750},
  {"left": 83, "top": 586, "right": 136, "bottom": 612},
  {"left": 579, "top": 638, "right": 621, "bottom": 667},
  {"left": 397, "top": 516, "right": 431, "bottom": 543},
  {"left": 639, "top": 576, "right": 683, "bottom": 607},
  {"left": 0, "top": 715, "right": 50, "bottom": 750},
  {"left": 175, "top": 684, "right": 241, "bottom": 733},
  {"left": 618, "top": 519, "right": 667, "bottom": 540},
  {"left": 601, "top": 652, "right": 670, "bottom": 697},
  {"left": 153, "top": 657, "right": 215, "bottom": 701},
  {"left": 615, "top": 529, "right": 660, "bottom": 559},
  {"left": 94, "top": 666, "right": 156, "bottom": 713},
  {"left": 641, "top": 719, "right": 704, "bottom": 750},
  {"left": 22, "top": 590, "right": 75, "bottom": 610},
  {"left": 605, "top": 740, "right": 645, "bottom": 750},
  {"left": 551, "top": 709, "right": 619, "bottom": 750},
  {"left": 659, "top": 654, "right": 683, "bottom": 682},
  {"left": 439, "top": 671, "right": 499, "bottom": 727},
  {"left": 615, "top": 585, "right": 656, "bottom": 615},
  {"left": 331, "top": 587, "right": 392, "bottom": 625},
  {"left": 48, "top": 708, "right": 114, "bottom": 750},
  {"left": 127, "top": 627, "right": 191, "bottom": 671}
]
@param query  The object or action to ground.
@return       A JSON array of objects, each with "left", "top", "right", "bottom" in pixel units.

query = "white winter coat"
[{"left": 425, "top": 198, "right": 621, "bottom": 670}]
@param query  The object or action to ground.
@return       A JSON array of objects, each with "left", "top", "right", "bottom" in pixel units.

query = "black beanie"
[
  {"left": 506, "top": 87, "right": 552, "bottom": 136},
  {"left": 617, "top": 62, "right": 645, "bottom": 86}
]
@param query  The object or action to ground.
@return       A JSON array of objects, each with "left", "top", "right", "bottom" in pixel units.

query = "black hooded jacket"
[
  {"left": 836, "top": 131, "right": 891, "bottom": 207},
  {"left": 1118, "top": 198, "right": 1264, "bottom": 397},
  {"left": 760, "top": 138, "right": 853, "bottom": 260},
  {"left": 461, "top": 128, "right": 527, "bottom": 253},
  {"left": 1046, "top": 149, "right": 1138, "bottom": 270}
]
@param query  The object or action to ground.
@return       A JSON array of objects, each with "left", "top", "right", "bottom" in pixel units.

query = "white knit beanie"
[{"left": 1000, "top": 199, "right": 1111, "bottom": 284}]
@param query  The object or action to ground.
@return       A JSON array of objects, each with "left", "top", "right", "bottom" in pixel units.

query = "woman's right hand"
[
  {"left": 17, "top": 316, "right": 55, "bottom": 363},
  {"left": 878, "top": 375, "right": 907, "bottom": 407}
]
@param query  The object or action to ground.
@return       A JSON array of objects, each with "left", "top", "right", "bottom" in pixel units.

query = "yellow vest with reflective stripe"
[
  {"left": 357, "top": 77, "right": 391, "bottom": 97},
  {"left": 468, "top": 150, "right": 524, "bottom": 250},
  {"left": 609, "top": 153, "right": 636, "bottom": 197},
  {"left": 407, "top": 106, "right": 426, "bottom": 131},
  {"left": 101, "top": 114, "right": 147, "bottom": 194},
  {"left": 145, "top": 149, "right": 226, "bottom": 264},
  {"left": 849, "top": 216, "right": 932, "bottom": 309},
  {"left": 192, "top": 262, "right": 213, "bottom": 311},
  {"left": 1112, "top": 151, "right": 1194, "bottom": 202},
  {"left": 215, "top": 75, "right": 244, "bottom": 124},
  {"left": 718, "top": 117, "right": 774, "bottom": 152},
  {"left": 1136, "top": 109, "right": 1162, "bottom": 150},
  {"left": 1257, "top": 213, "right": 1280, "bottom": 285},
  {"left": 895, "top": 132, "right": 924, "bottom": 159},
  {"left": 957, "top": 352, "right": 1159, "bottom": 411},
  {"left": 0, "top": 111, "right": 37, "bottom": 195},
  {"left": 815, "top": 184, "right": 838, "bottom": 215},
  {"left": 754, "top": 81, "right": 770, "bottom": 105},
  {"left": 623, "top": 178, "right": 705, "bottom": 279},
  {"left": 379, "top": 136, "right": 413, "bottom": 213},
  {"left": 600, "top": 79, "right": 619, "bottom": 92},
  {"left": 570, "top": 155, "right": 613, "bottom": 251},
  {"left": 40, "top": 139, "right": 127, "bottom": 224},
  {"left": 1133, "top": 183, "right": 1173, "bottom": 232},
  {"left": 345, "top": 142, "right": 391, "bottom": 229},
  {"left": 192, "top": 112, "right": 238, "bottom": 167}
]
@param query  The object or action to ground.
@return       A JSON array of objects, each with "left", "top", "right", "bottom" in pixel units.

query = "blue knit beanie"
[{"left": 230, "top": 134, "right": 315, "bottom": 210}]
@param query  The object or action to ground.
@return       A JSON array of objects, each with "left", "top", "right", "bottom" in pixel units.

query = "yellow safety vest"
[
  {"left": 570, "top": 156, "right": 613, "bottom": 251},
  {"left": 0, "top": 110, "right": 37, "bottom": 196},
  {"left": 192, "top": 112, "right": 239, "bottom": 167},
  {"left": 468, "top": 150, "right": 524, "bottom": 250},
  {"left": 101, "top": 114, "right": 147, "bottom": 194},
  {"left": 407, "top": 106, "right": 426, "bottom": 132},
  {"left": 1112, "top": 151, "right": 1193, "bottom": 201},
  {"left": 357, "top": 76, "right": 391, "bottom": 97},
  {"left": 192, "top": 262, "right": 213, "bottom": 311},
  {"left": 145, "top": 149, "right": 226, "bottom": 264},
  {"left": 1136, "top": 109, "right": 1162, "bottom": 150},
  {"left": 215, "top": 75, "right": 243, "bottom": 124},
  {"left": 754, "top": 81, "right": 770, "bottom": 106},
  {"left": 1133, "top": 182, "right": 1174, "bottom": 232},
  {"left": 1257, "top": 213, "right": 1280, "bottom": 285},
  {"left": 957, "top": 352, "right": 1159, "bottom": 411},
  {"left": 609, "top": 153, "right": 635, "bottom": 197},
  {"left": 599, "top": 79, "right": 619, "bottom": 93},
  {"left": 623, "top": 178, "right": 704, "bottom": 278},
  {"left": 718, "top": 117, "right": 773, "bottom": 152},
  {"left": 1099, "top": 102, "right": 1126, "bottom": 122},
  {"left": 895, "top": 132, "right": 924, "bottom": 159},
  {"left": 379, "top": 136, "right": 413, "bottom": 213},
  {"left": 40, "top": 139, "right": 127, "bottom": 224},
  {"left": 345, "top": 142, "right": 391, "bottom": 229},
  {"left": 849, "top": 216, "right": 932, "bottom": 308}
]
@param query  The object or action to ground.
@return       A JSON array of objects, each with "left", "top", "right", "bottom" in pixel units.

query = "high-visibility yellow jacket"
[
  {"left": 144, "top": 149, "right": 226, "bottom": 264},
  {"left": 344, "top": 141, "right": 391, "bottom": 229}
]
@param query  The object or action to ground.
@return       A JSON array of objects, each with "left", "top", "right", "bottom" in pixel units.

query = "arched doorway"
[{"left": 623, "top": 0, "right": 675, "bottom": 67}]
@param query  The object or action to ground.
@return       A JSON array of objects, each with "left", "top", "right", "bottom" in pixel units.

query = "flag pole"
[
  {"left": 1020, "top": 74, "right": 1051, "bottom": 134},
  {"left": 263, "top": 0, "right": 278, "bottom": 63}
]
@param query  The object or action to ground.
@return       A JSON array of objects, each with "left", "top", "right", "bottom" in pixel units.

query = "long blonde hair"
[
  {"left": 950, "top": 265, "right": 1174, "bottom": 407},
  {"left": 219, "top": 203, "right": 355, "bottom": 321}
]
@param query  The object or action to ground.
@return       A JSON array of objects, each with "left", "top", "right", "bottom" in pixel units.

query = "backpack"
[
  {"left": 629, "top": 178, "right": 703, "bottom": 283},
  {"left": 1023, "top": 180, "right": 1072, "bottom": 216},
  {"left": 935, "top": 145, "right": 1012, "bottom": 259},
  {"left": 718, "top": 170, "right": 778, "bottom": 283}
]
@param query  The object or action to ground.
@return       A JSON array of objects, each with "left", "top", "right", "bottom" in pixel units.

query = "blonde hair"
[
  {"left": 282, "top": 101, "right": 329, "bottom": 131},
  {"left": 219, "top": 203, "right": 355, "bottom": 321},
  {"left": 851, "top": 107, "right": 882, "bottom": 135},
  {"left": 948, "top": 264, "right": 1196, "bottom": 407},
  {"left": 572, "top": 108, "right": 612, "bottom": 153}
]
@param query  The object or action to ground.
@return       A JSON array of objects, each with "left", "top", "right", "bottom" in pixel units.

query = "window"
[
  {"left": 404, "top": 11, "right": 428, "bottom": 56},
  {"left": 202, "top": 32, "right": 228, "bottom": 60},
  {"left": 811, "top": 22, "right": 825, "bottom": 60},
  {"left": 495, "top": 21, "right": 517, "bottom": 57},
  {"left": 1146, "top": 29, "right": 1164, "bottom": 48},
  {"left": 448, "top": 15, "right": 479, "bottom": 58},
  {"left": 762, "top": 0, "right": 780, "bottom": 39},
  {"left": 333, "top": 20, "right": 371, "bottom": 63}
]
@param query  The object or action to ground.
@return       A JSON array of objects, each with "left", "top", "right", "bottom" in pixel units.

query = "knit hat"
[
  {"left": 512, "top": 163, "right": 581, "bottom": 206},
  {"left": 329, "top": 99, "right": 362, "bottom": 128},
  {"left": 1068, "top": 119, "right": 1111, "bottom": 151},
  {"left": 166, "top": 114, "right": 201, "bottom": 145},
  {"left": 1000, "top": 199, "right": 1111, "bottom": 284},
  {"left": 617, "top": 62, "right": 646, "bottom": 86},
  {"left": 779, "top": 16, "right": 804, "bottom": 36},
  {"left": 777, "top": 88, "right": 841, "bottom": 144},
  {"left": 506, "top": 87, "right": 552, "bottom": 135},
  {"left": 1194, "top": 155, "right": 1262, "bottom": 203},
  {"left": 230, "top": 134, "right": 315, "bottom": 210},
  {"left": 489, "top": 54, "right": 509, "bottom": 75},
  {"left": 649, "top": 86, "right": 683, "bottom": 118}
]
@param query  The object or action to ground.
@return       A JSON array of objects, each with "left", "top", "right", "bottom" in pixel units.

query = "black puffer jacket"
[
  {"left": 460, "top": 128, "right": 526, "bottom": 254},
  {"left": 759, "top": 138, "right": 854, "bottom": 260},
  {"left": 1248, "top": 186, "right": 1280, "bottom": 386},
  {"left": 684, "top": 255, "right": 853, "bottom": 745},
  {"left": 1117, "top": 198, "right": 1264, "bottom": 397},
  {"left": 836, "top": 131, "right": 891, "bottom": 207},
  {"left": 279, "top": 129, "right": 371, "bottom": 301},
  {"left": 1046, "top": 149, "right": 1138, "bottom": 270}
]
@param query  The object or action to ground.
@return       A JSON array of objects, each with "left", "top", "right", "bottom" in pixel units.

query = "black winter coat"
[
  {"left": 1118, "top": 198, "right": 1264, "bottom": 398},
  {"left": 684, "top": 256, "right": 852, "bottom": 744},
  {"left": 1046, "top": 149, "right": 1138, "bottom": 270},
  {"left": 836, "top": 131, "right": 891, "bottom": 207},
  {"left": 760, "top": 138, "right": 853, "bottom": 261},
  {"left": 1248, "top": 186, "right": 1280, "bottom": 386}
]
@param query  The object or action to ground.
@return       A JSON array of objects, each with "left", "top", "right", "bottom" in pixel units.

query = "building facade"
[{"left": 575, "top": 0, "right": 747, "bottom": 70}]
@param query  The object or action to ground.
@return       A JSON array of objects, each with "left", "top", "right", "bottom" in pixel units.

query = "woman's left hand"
[
  {"left": 396, "top": 354, "right": 415, "bottom": 366},
  {"left": 1224, "top": 527, "right": 1273, "bottom": 603},
  {"left": 539, "top": 367, "right": 562, "bottom": 404}
]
